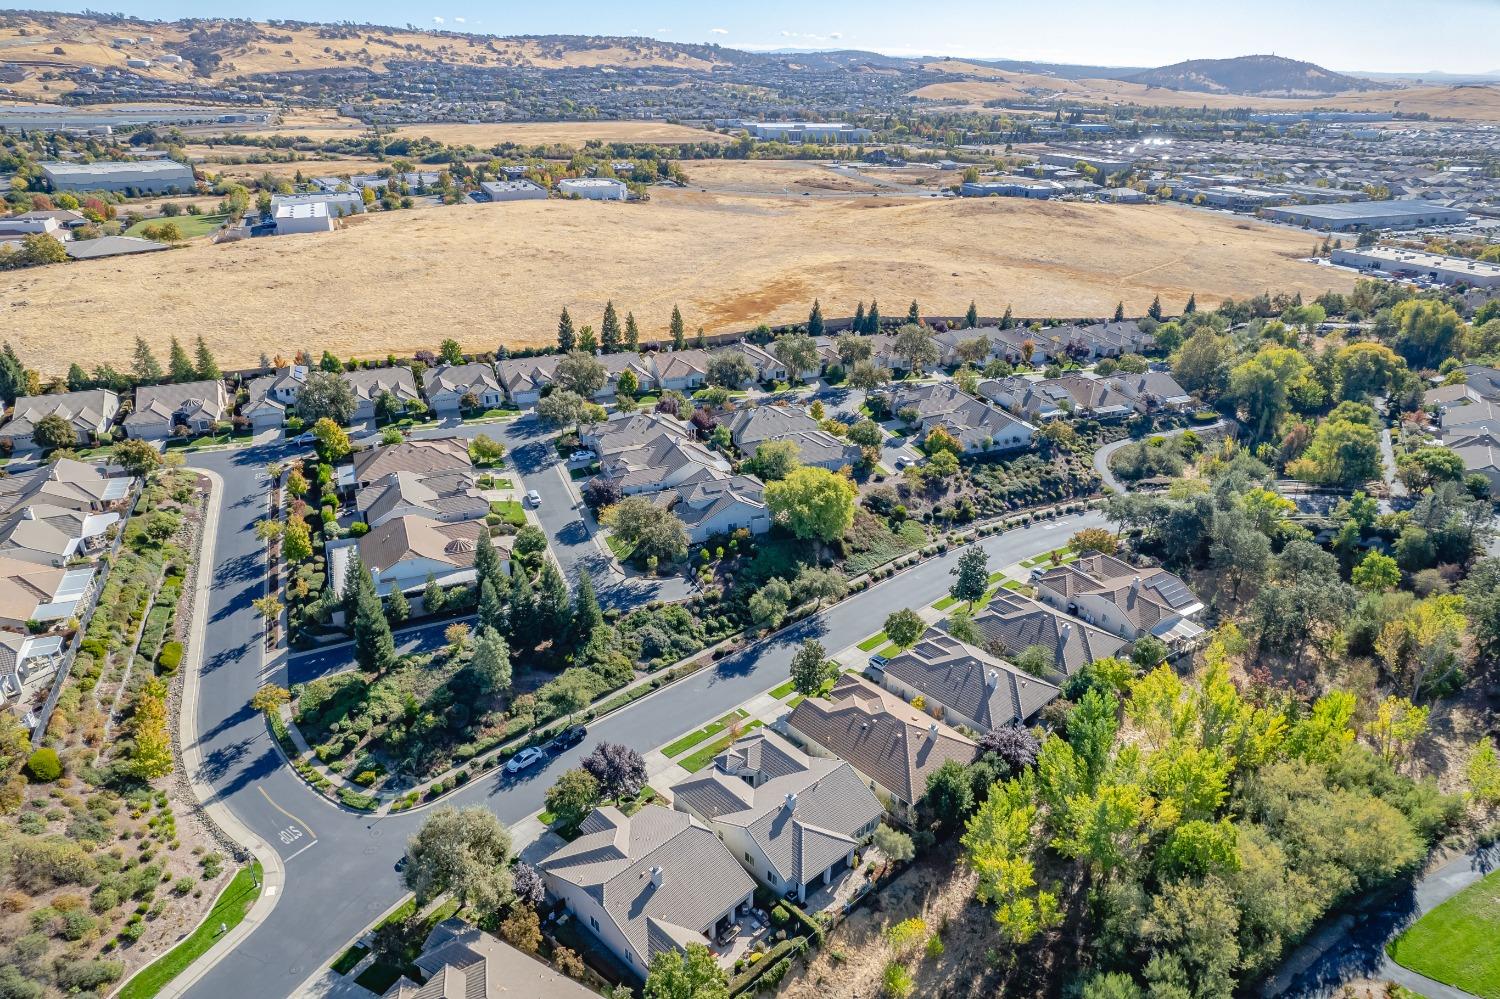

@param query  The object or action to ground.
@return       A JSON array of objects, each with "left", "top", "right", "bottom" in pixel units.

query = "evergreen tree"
[
  {"left": 808, "top": 299, "right": 824, "bottom": 337},
  {"left": 853, "top": 301, "right": 866, "bottom": 332},
  {"left": 557, "top": 308, "right": 576, "bottom": 353},
  {"left": 469, "top": 626, "right": 512, "bottom": 696},
  {"left": 473, "top": 530, "right": 503, "bottom": 590},
  {"left": 1184, "top": 293, "right": 1197, "bottom": 315},
  {"left": 866, "top": 300, "right": 881, "bottom": 334},
  {"left": 133, "top": 337, "right": 163, "bottom": 383},
  {"left": 1113, "top": 302, "right": 1126, "bottom": 322},
  {"left": 194, "top": 335, "right": 221, "bottom": 380},
  {"left": 0, "top": 344, "right": 25, "bottom": 406},
  {"left": 478, "top": 577, "right": 506, "bottom": 635},
  {"left": 625, "top": 312, "right": 640, "bottom": 351},
  {"left": 66, "top": 363, "right": 90, "bottom": 392},
  {"left": 1000, "top": 304, "right": 1015, "bottom": 330},
  {"left": 353, "top": 583, "right": 396, "bottom": 675},
  {"left": 536, "top": 561, "right": 573, "bottom": 644},
  {"left": 1148, "top": 294, "right": 1163, "bottom": 321},
  {"left": 342, "top": 551, "right": 376, "bottom": 624},
  {"left": 906, "top": 299, "right": 921, "bottom": 324},
  {"left": 168, "top": 336, "right": 195, "bottom": 382},
  {"left": 601, "top": 300, "right": 622, "bottom": 352},
  {"left": 509, "top": 567, "right": 537, "bottom": 650},
  {"left": 422, "top": 573, "right": 445, "bottom": 616},
  {"left": 965, "top": 300, "right": 979, "bottom": 329},
  {"left": 386, "top": 586, "right": 410, "bottom": 627},
  {"left": 694, "top": 327, "right": 707, "bottom": 349},
  {"left": 577, "top": 325, "right": 598, "bottom": 353},
  {"left": 572, "top": 575, "right": 603, "bottom": 649},
  {"left": 670, "top": 304, "right": 685, "bottom": 350}
]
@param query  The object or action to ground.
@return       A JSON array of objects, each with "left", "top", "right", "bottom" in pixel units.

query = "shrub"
[
  {"left": 157, "top": 642, "right": 184, "bottom": 672},
  {"left": 25, "top": 748, "right": 62, "bottom": 782}
]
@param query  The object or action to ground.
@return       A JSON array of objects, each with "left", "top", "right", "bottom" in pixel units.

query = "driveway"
[
  {"left": 1092, "top": 419, "right": 1228, "bottom": 494},
  {"left": 179, "top": 429, "right": 1110, "bottom": 999}
]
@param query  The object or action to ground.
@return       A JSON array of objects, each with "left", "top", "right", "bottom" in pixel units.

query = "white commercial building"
[
  {"left": 558, "top": 177, "right": 628, "bottom": 201},
  {"left": 270, "top": 191, "right": 364, "bottom": 217},
  {"left": 273, "top": 201, "right": 335, "bottom": 236},
  {"left": 39, "top": 158, "right": 195, "bottom": 194},
  {"left": 479, "top": 179, "right": 548, "bottom": 202},
  {"left": 1332, "top": 246, "right": 1500, "bottom": 288},
  {"left": 1262, "top": 199, "right": 1468, "bottom": 232}
]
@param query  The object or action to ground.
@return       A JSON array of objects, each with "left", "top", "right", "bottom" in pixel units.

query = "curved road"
[
  {"left": 179, "top": 432, "right": 1108, "bottom": 999},
  {"left": 1091, "top": 419, "right": 1228, "bottom": 494}
]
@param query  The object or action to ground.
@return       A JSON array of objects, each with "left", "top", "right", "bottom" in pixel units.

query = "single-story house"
[
  {"left": 326, "top": 516, "right": 507, "bottom": 598},
  {"left": 650, "top": 349, "right": 710, "bottom": 392},
  {"left": 355, "top": 469, "right": 487, "bottom": 529},
  {"left": 496, "top": 355, "right": 563, "bottom": 407},
  {"left": 1, "top": 389, "right": 121, "bottom": 452},
  {"left": 379, "top": 917, "right": 596, "bottom": 999},
  {"left": 124, "top": 380, "right": 229, "bottom": 439},
  {"left": 344, "top": 367, "right": 422, "bottom": 423},
  {"left": 1031, "top": 550, "right": 1204, "bottom": 646},
  {"left": 886, "top": 383, "right": 1035, "bottom": 453},
  {"left": 242, "top": 366, "right": 309, "bottom": 430},
  {"left": 1106, "top": 372, "right": 1194, "bottom": 412},
  {"left": 538, "top": 805, "right": 756, "bottom": 976},
  {"left": 869, "top": 629, "right": 1060, "bottom": 733},
  {"left": 723, "top": 406, "right": 859, "bottom": 471},
  {"left": 0, "top": 631, "right": 67, "bottom": 706},
  {"left": 652, "top": 474, "right": 771, "bottom": 543},
  {"left": 0, "top": 555, "right": 95, "bottom": 630},
  {"left": 425, "top": 362, "right": 503, "bottom": 416},
  {"left": 669, "top": 730, "right": 884, "bottom": 904},
  {"left": 953, "top": 589, "right": 1129, "bottom": 680},
  {"left": 785, "top": 673, "right": 977, "bottom": 825},
  {"left": 352, "top": 436, "right": 473, "bottom": 488}
]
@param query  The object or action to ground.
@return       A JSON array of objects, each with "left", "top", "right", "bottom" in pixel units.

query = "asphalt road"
[{"left": 180, "top": 427, "right": 1105, "bottom": 999}]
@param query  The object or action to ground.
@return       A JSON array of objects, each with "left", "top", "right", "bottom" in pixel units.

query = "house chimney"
[
  {"left": 649, "top": 865, "right": 664, "bottom": 888},
  {"left": 986, "top": 670, "right": 998, "bottom": 689},
  {"left": 784, "top": 792, "right": 797, "bottom": 813},
  {"left": 1059, "top": 623, "right": 1071, "bottom": 642},
  {"left": 928, "top": 722, "right": 939, "bottom": 739}
]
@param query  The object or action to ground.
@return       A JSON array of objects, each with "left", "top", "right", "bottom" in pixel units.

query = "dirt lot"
[
  {"left": 682, "top": 159, "right": 888, "bottom": 195},
  {"left": 2, "top": 187, "right": 1350, "bottom": 374}
]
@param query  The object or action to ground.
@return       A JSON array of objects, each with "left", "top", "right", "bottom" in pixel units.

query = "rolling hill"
[{"left": 1125, "top": 54, "right": 1381, "bottom": 96}]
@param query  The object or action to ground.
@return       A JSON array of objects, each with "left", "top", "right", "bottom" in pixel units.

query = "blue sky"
[{"left": 24, "top": 0, "right": 1500, "bottom": 74}]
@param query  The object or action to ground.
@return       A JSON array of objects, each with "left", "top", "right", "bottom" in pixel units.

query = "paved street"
[{"left": 179, "top": 425, "right": 1105, "bottom": 999}]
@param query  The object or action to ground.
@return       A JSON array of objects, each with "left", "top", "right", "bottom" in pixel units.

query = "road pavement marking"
[{"left": 258, "top": 787, "right": 319, "bottom": 860}]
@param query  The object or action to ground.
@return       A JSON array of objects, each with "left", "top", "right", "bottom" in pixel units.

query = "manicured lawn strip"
[
  {"left": 604, "top": 533, "right": 636, "bottom": 561},
  {"left": 116, "top": 862, "right": 264, "bottom": 999},
  {"left": 856, "top": 632, "right": 888, "bottom": 652},
  {"left": 1387, "top": 868, "right": 1500, "bottom": 999},
  {"left": 769, "top": 679, "right": 797, "bottom": 699},
  {"left": 354, "top": 961, "right": 405, "bottom": 994},
  {"left": 488, "top": 500, "right": 526, "bottom": 526},
  {"left": 679, "top": 720, "right": 763, "bottom": 773},
  {"left": 932, "top": 594, "right": 959, "bottom": 611},
  {"left": 661, "top": 710, "right": 748, "bottom": 759},
  {"left": 786, "top": 694, "right": 806, "bottom": 709},
  {"left": 124, "top": 213, "right": 229, "bottom": 239},
  {"left": 876, "top": 642, "right": 901, "bottom": 659},
  {"left": 331, "top": 943, "right": 369, "bottom": 975}
]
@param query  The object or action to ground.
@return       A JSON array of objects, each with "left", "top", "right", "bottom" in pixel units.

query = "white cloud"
[
  {"left": 453, "top": 15, "right": 465, "bottom": 23},
  {"left": 829, "top": 32, "right": 843, "bottom": 39},
  {"left": 780, "top": 30, "right": 794, "bottom": 37},
  {"left": 709, "top": 27, "right": 728, "bottom": 34},
  {"left": 432, "top": 15, "right": 444, "bottom": 24}
]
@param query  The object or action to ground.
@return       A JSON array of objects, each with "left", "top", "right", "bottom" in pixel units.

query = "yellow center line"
[{"left": 258, "top": 786, "right": 317, "bottom": 842}]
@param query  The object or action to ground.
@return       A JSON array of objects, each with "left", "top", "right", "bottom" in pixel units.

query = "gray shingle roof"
[
  {"left": 1033, "top": 551, "right": 1202, "bottom": 636},
  {"left": 956, "top": 589, "right": 1129, "bottom": 678},
  {"left": 879, "top": 630, "right": 1059, "bottom": 730}
]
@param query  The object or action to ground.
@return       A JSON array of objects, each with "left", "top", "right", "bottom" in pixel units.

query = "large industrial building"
[
  {"left": 479, "top": 179, "right": 548, "bottom": 202},
  {"left": 558, "top": 177, "right": 627, "bottom": 201},
  {"left": 273, "top": 201, "right": 335, "bottom": 236},
  {"left": 39, "top": 159, "right": 195, "bottom": 194},
  {"left": 1332, "top": 246, "right": 1500, "bottom": 288},
  {"left": 742, "top": 121, "right": 874, "bottom": 144},
  {"left": 1261, "top": 199, "right": 1467, "bottom": 232}
]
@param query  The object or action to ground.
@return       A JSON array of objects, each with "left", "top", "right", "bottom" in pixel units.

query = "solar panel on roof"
[{"left": 1149, "top": 576, "right": 1195, "bottom": 609}]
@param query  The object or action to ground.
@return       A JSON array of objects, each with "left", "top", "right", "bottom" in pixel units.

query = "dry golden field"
[
  {"left": 383, "top": 121, "right": 729, "bottom": 146},
  {"left": 2, "top": 188, "right": 1349, "bottom": 374}
]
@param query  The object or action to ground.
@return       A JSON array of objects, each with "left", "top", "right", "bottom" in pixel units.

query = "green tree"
[
  {"left": 884, "top": 608, "right": 925, "bottom": 649},
  {"left": 625, "top": 312, "right": 640, "bottom": 351},
  {"left": 965, "top": 300, "right": 979, "bottom": 328},
  {"left": 311, "top": 417, "right": 351, "bottom": 462},
  {"left": 1468, "top": 737, "right": 1500, "bottom": 808},
  {"left": 1352, "top": 551, "right": 1400, "bottom": 592},
  {"left": 249, "top": 684, "right": 291, "bottom": 714},
  {"left": 386, "top": 586, "right": 410, "bottom": 627},
  {"left": 892, "top": 323, "right": 939, "bottom": 373},
  {"left": 748, "top": 577, "right": 794, "bottom": 630},
  {"left": 963, "top": 773, "right": 1060, "bottom": 943},
  {"left": 32, "top": 412, "right": 78, "bottom": 451},
  {"left": 836, "top": 332, "right": 872, "bottom": 367},
  {"left": 557, "top": 307, "right": 576, "bottom": 353},
  {"left": 353, "top": 582, "right": 397, "bottom": 676},
  {"left": 924, "top": 758, "right": 975, "bottom": 831},
  {"left": 602, "top": 497, "right": 688, "bottom": 564},
  {"left": 669, "top": 304, "right": 685, "bottom": 351},
  {"left": 906, "top": 300, "right": 921, "bottom": 324},
  {"left": 1397, "top": 447, "right": 1466, "bottom": 493},
  {"left": 873, "top": 822, "right": 915, "bottom": 865},
  {"left": 847, "top": 359, "right": 890, "bottom": 392},
  {"left": 469, "top": 626, "right": 512, "bottom": 696},
  {"left": 601, "top": 300, "right": 622, "bottom": 352},
  {"left": 555, "top": 351, "right": 608, "bottom": 398},
  {"left": 168, "top": 336, "right": 196, "bottom": 382},
  {"left": 644, "top": 943, "right": 729, "bottom": 999},
  {"left": 1286, "top": 408, "right": 1380, "bottom": 487},
  {"left": 537, "top": 389, "right": 590, "bottom": 432},
  {"left": 132, "top": 337, "right": 163, "bottom": 383},
  {"left": 1228, "top": 345, "right": 1319, "bottom": 440},
  {"left": 439, "top": 338, "right": 464, "bottom": 364},
  {"left": 772, "top": 332, "right": 819, "bottom": 383},
  {"left": 1391, "top": 298, "right": 1465, "bottom": 369},
  {"left": 1169, "top": 329, "right": 1231, "bottom": 397},
  {"left": 535, "top": 560, "right": 573, "bottom": 641},
  {"left": 402, "top": 806, "right": 515, "bottom": 918},
  {"left": 794, "top": 565, "right": 847, "bottom": 608},
  {"left": 294, "top": 370, "right": 358, "bottom": 425},
  {"left": 807, "top": 298, "right": 824, "bottom": 337},
  {"left": 111, "top": 438, "right": 162, "bottom": 476},
  {"left": 746, "top": 439, "right": 802, "bottom": 480},
  {"left": 949, "top": 545, "right": 990, "bottom": 609},
  {"left": 706, "top": 350, "right": 755, "bottom": 389},
  {"left": 790, "top": 638, "right": 833, "bottom": 696},
  {"left": 194, "top": 335, "right": 221, "bottom": 380},
  {"left": 764, "top": 466, "right": 856, "bottom": 542},
  {"left": 545, "top": 768, "right": 601, "bottom": 834}
]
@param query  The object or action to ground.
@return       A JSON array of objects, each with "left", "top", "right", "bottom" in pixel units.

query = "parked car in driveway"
[
  {"left": 504, "top": 746, "right": 546, "bottom": 774},
  {"left": 526, "top": 489, "right": 542, "bottom": 507},
  {"left": 868, "top": 654, "right": 889, "bottom": 669},
  {"left": 568, "top": 450, "right": 594, "bottom": 463}
]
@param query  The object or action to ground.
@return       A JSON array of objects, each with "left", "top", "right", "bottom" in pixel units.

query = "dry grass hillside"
[
  {"left": 1, "top": 190, "right": 1348, "bottom": 374},
  {"left": 913, "top": 71, "right": 1500, "bottom": 121}
]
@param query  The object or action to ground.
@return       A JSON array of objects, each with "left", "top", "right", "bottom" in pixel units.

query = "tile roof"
[
  {"left": 539, "top": 805, "right": 754, "bottom": 966},
  {"left": 352, "top": 437, "right": 472, "bottom": 484},
  {"left": 957, "top": 589, "right": 1128, "bottom": 678},
  {"left": 0, "top": 555, "right": 68, "bottom": 624},
  {"left": 497, "top": 355, "right": 563, "bottom": 395},
  {"left": 652, "top": 474, "right": 766, "bottom": 531},
  {"left": 356, "top": 516, "right": 488, "bottom": 576},
  {"left": 343, "top": 366, "right": 420, "bottom": 403},
  {"left": 382, "top": 918, "right": 596, "bottom": 999},
  {"left": 787, "top": 674, "right": 977, "bottom": 806},
  {"left": 597, "top": 434, "right": 730, "bottom": 492},
  {"left": 669, "top": 730, "right": 883, "bottom": 888},
  {"left": 880, "top": 630, "right": 1060, "bottom": 730},
  {"left": 125, "top": 380, "right": 228, "bottom": 428},
  {"left": 356, "top": 469, "right": 487, "bottom": 526},
  {"left": 1033, "top": 551, "right": 1202, "bottom": 636},
  {"left": 585, "top": 411, "right": 693, "bottom": 457},
  {"left": 4, "top": 389, "right": 119, "bottom": 437},
  {"left": 425, "top": 362, "right": 500, "bottom": 398}
]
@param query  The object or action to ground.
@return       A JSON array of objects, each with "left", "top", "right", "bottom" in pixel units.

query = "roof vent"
[
  {"left": 784, "top": 792, "right": 797, "bottom": 813},
  {"left": 986, "top": 670, "right": 999, "bottom": 689},
  {"left": 1059, "top": 623, "right": 1071, "bottom": 641},
  {"left": 929, "top": 722, "right": 939, "bottom": 739},
  {"left": 649, "top": 865, "right": 664, "bottom": 887}
]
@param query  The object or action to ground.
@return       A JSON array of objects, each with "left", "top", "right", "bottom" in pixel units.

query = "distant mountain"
[
  {"left": 1126, "top": 54, "right": 1381, "bottom": 96},
  {"left": 956, "top": 57, "right": 1150, "bottom": 82}
]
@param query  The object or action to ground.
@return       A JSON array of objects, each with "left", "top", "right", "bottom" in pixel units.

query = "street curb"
[{"left": 137, "top": 466, "right": 286, "bottom": 999}]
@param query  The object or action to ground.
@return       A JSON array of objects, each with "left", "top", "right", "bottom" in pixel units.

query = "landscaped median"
[
  {"left": 1386, "top": 867, "right": 1500, "bottom": 998},
  {"left": 114, "top": 862, "right": 264, "bottom": 999}
]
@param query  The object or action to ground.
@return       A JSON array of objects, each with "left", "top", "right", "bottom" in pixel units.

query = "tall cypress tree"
[
  {"left": 132, "top": 337, "right": 163, "bottom": 384},
  {"left": 194, "top": 335, "right": 221, "bottom": 380},
  {"left": 669, "top": 305, "right": 685, "bottom": 351},
  {"left": 571, "top": 575, "right": 603, "bottom": 649},
  {"left": 853, "top": 301, "right": 866, "bottom": 333},
  {"left": 625, "top": 312, "right": 640, "bottom": 351},
  {"left": 1113, "top": 302, "right": 1126, "bottom": 322},
  {"left": 536, "top": 560, "right": 573, "bottom": 644},
  {"left": 808, "top": 299, "right": 824, "bottom": 337},
  {"left": 1148, "top": 295, "right": 1163, "bottom": 321},
  {"left": 866, "top": 300, "right": 881, "bottom": 334},
  {"left": 508, "top": 567, "right": 536, "bottom": 651},
  {"left": 906, "top": 300, "right": 921, "bottom": 325},
  {"left": 353, "top": 584, "right": 396, "bottom": 676},
  {"left": 1000, "top": 304, "right": 1014, "bottom": 330},
  {"left": 557, "top": 308, "right": 576, "bottom": 353},
  {"left": 965, "top": 300, "right": 979, "bottom": 329},
  {"left": 168, "top": 336, "right": 195, "bottom": 382},
  {"left": 0, "top": 344, "right": 25, "bottom": 405},
  {"left": 478, "top": 577, "right": 506, "bottom": 635},
  {"left": 1184, "top": 293, "right": 1197, "bottom": 315},
  {"left": 600, "top": 300, "right": 622, "bottom": 352}
]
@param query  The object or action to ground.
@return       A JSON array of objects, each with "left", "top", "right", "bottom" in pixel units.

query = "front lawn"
[
  {"left": 857, "top": 632, "right": 888, "bottom": 652},
  {"left": 661, "top": 710, "right": 748, "bottom": 759},
  {"left": 116, "top": 862, "right": 264, "bottom": 999},
  {"left": 679, "top": 719, "right": 763, "bottom": 773},
  {"left": 488, "top": 500, "right": 525, "bottom": 527},
  {"left": 604, "top": 533, "right": 636, "bottom": 561},
  {"left": 1387, "top": 868, "right": 1500, "bottom": 998},
  {"left": 124, "top": 212, "right": 229, "bottom": 239},
  {"left": 769, "top": 679, "right": 797, "bottom": 699}
]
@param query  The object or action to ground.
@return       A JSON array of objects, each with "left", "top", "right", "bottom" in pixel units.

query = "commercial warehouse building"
[
  {"left": 960, "top": 177, "right": 1062, "bottom": 199},
  {"left": 746, "top": 121, "right": 874, "bottom": 143},
  {"left": 273, "top": 201, "right": 335, "bottom": 236},
  {"left": 270, "top": 191, "right": 364, "bottom": 217},
  {"left": 1262, "top": 199, "right": 1468, "bottom": 232},
  {"left": 558, "top": 178, "right": 627, "bottom": 201},
  {"left": 1332, "top": 246, "right": 1500, "bottom": 288},
  {"left": 39, "top": 159, "right": 195, "bottom": 194},
  {"left": 479, "top": 179, "right": 548, "bottom": 202}
]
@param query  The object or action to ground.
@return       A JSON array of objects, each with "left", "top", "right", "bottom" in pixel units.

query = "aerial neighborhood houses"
[
  {"left": 0, "top": 389, "right": 121, "bottom": 454},
  {"left": 1425, "top": 364, "right": 1500, "bottom": 494},
  {"left": 0, "top": 459, "right": 136, "bottom": 721},
  {"left": 1031, "top": 550, "right": 1206, "bottom": 646},
  {"left": 123, "top": 380, "right": 228, "bottom": 439},
  {"left": 888, "top": 382, "right": 1035, "bottom": 453}
]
